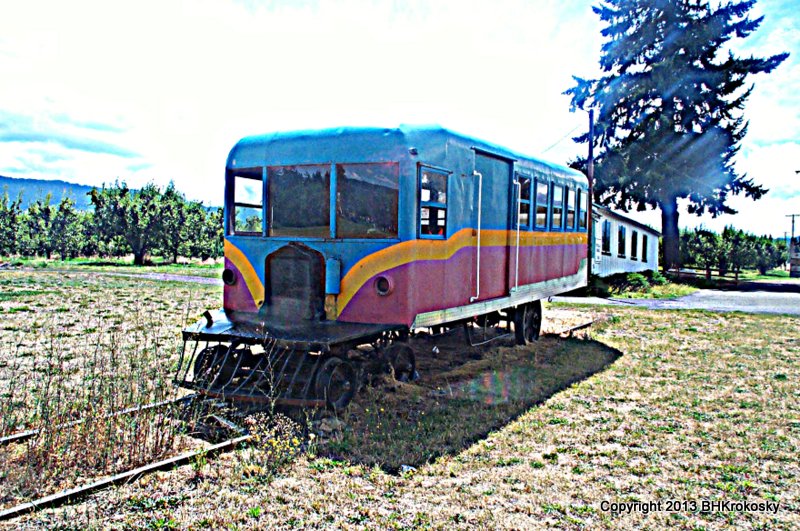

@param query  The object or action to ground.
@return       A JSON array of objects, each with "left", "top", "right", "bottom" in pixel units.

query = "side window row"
[
  {"left": 518, "top": 175, "right": 588, "bottom": 232},
  {"left": 416, "top": 168, "right": 589, "bottom": 239},
  {"left": 601, "top": 219, "right": 649, "bottom": 262}
]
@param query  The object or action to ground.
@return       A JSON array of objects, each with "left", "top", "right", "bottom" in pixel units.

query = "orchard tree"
[
  {"left": 91, "top": 182, "right": 163, "bottom": 265},
  {"left": 25, "top": 195, "right": 56, "bottom": 259},
  {"left": 158, "top": 182, "right": 189, "bottom": 263},
  {"left": 680, "top": 228, "right": 720, "bottom": 279},
  {"left": 199, "top": 207, "right": 224, "bottom": 260},
  {"left": 183, "top": 203, "right": 223, "bottom": 261},
  {"left": 567, "top": 0, "right": 788, "bottom": 269},
  {"left": 50, "top": 197, "right": 82, "bottom": 259},
  {"left": 0, "top": 191, "right": 23, "bottom": 256}
]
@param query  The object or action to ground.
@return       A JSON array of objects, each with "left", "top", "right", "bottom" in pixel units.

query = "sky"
[{"left": 0, "top": 0, "right": 798, "bottom": 239}]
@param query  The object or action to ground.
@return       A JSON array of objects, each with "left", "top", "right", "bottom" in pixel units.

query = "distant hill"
[{"left": 0, "top": 175, "right": 97, "bottom": 210}]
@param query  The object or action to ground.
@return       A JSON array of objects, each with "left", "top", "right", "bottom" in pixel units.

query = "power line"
[{"left": 541, "top": 124, "right": 581, "bottom": 154}]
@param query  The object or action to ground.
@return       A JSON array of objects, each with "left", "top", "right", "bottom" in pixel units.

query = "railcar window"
[
  {"left": 578, "top": 189, "right": 588, "bottom": 230},
  {"left": 268, "top": 165, "right": 330, "bottom": 237},
  {"left": 516, "top": 176, "right": 531, "bottom": 229},
  {"left": 551, "top": 184, "right": 564, "bottom": 230},
  {"left": 601, "top": 220, "right": 611, "bottom": 255},
  {"left": 535, "top": 180, "right": 549, "bottom": 229},
  {"left": 336, "top": 162, "right": 399, "bottom": 239},
  {"left": 618, "top": 225, "right": 627, "bottom": 258},
  {"left": 419, "top": 168, "right": 448, "bottom": 237},
  {"left": 566, "top": 187, "right": 576, "bottom": 231},
  {"left": 631, "top": 230, "right": 639, "bottom": 260},
  {"left": 642, "top": 234, "right": 648, "bottom": 262},
  {"left": 232, "top": 167, "right": 263, "bottom": 235}
]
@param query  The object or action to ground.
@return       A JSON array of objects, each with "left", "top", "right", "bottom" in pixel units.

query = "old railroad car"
[{"left": 178, "top": 125, "right": 589, "bottom": 410}]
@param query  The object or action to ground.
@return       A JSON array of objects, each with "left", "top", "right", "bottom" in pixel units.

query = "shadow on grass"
[{"left": 318, "top": 332, "right": 622, "bottom": 472}]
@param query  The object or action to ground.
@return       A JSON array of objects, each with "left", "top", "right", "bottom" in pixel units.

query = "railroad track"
[
  {"left": 0, "top": 393, "right": 251, "bottom": 522},
  {"left": 0, "top": 393, "right": 198, "bottom": 447},
  {"left": 549, "top": 319, "right": 596, "bottom": 338},
  {"left": 0, "top": 434, "right": 251, "bottom": 521}
]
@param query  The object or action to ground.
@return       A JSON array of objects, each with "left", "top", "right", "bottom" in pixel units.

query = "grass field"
[
  {"left": 1, "top": 270, "right": 798, "bottom": 529},
  {"left": 0, "top": 257, "right": 224, "bottom": 279}
]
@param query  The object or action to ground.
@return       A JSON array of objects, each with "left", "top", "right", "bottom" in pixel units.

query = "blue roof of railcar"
[{"left": 227, "top": 125, "right": 587, "bottom": 185}]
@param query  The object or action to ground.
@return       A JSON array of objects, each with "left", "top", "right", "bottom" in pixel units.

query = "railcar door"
[{"left": 473, "top": 152, "right": 513, "bottom": 302}]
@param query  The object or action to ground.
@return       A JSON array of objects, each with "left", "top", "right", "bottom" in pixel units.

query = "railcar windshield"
[
  {"left": 336, "top": 162, "right": 399, "bottom": 238},
  {"left": 228, "top": 161, "right": 399, "bottom": 239},
  {"left": 268, "top": 165, "right": 330, "bottom": 237}
]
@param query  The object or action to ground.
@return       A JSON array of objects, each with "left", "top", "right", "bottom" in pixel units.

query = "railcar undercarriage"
[
  {"left": 175, "top": 310, "right": 416, "bottom": 411},
  {"left": 176, "top": 300, "right": 542, "bottom": 411}
]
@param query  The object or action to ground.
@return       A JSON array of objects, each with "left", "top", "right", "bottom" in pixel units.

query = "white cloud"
[{"left": 0, "top": 0, "right": 796, "bottom": 238}]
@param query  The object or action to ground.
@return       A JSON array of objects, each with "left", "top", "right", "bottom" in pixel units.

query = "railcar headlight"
[
  {"left": 222, "top": 268, "right": 237, "bottom": 286},
  {"left": 374, "top": 275, "right": 393, "bottom": 296}
]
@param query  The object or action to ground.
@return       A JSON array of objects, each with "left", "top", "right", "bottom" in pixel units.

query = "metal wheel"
[
  {"left": 314, "top": 356, "right": 358, "bottom": 411},
  {"left": 384, "top": 343, "right": 416, "bottom": 382},
  {"left": 193, "top": 344, "right": 234, "bottom": 387},
  {"left": 514, "top": 300, "right": 542, "bottom": 345}
]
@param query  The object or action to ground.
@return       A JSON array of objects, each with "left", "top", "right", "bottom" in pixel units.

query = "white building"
[{"left": 592, "top": 205, "right": 660, "bottom": 277}]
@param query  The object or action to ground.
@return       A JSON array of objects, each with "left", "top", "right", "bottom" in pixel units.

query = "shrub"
[
  {"left": 625, "top": 273, "right": 650, "bottom": 292},
  {"left": 647, "top": 270, "right": 668, "bottom": 286}
]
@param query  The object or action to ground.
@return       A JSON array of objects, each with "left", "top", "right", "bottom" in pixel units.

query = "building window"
[
  {"left": 268, "top": 165, "right": 330, "bottom": 237},
  {"left": 231, "top": 167, "right": 263, "bottom": 235},
  {"left": 516, "top": 175, "right": 532, "bottom": 229},
  {"left": 336, "top": 162, "right": 399, "bottom": 239},
  {"left": 551, "top": 184, "right": 564, "bottom": 230},
  {"left": 631, "top": 230, "right": 639, "bottom": 260},
  {"left": 618, "top": 225, "right": 627, "bottom": 258},
  {"left": 535, "top": 179, "right": 549, "bottom": 229},
  {"left": 577, "top": 189, "right": 588, "bottom": 231},
  {"left": 642, "top": 234, "right": 648, "bottom": 262},
  {"left": 419, "top": 167, "right": 448, "bottom": 237},
  {"left": 601, "top": 220, "right": 611, "bottom": 255}
]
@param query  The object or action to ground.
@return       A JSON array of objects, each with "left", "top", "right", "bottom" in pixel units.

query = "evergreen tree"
[{"left": 567, "top": 0, "right": 788, "bottom": 269}]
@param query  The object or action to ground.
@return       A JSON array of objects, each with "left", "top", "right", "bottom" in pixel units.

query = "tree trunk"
[
  {"left": 660, "top": 196, "right": 680, "bottom": 271},
  {"left": 133, "top": 251, "right": 145, "bottom": 266}
]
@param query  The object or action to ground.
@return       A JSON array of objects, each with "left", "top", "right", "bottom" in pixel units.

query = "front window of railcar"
[
  {"left": 336, "top": 162, "right": 399, "bottom": 238},
  {"left": 232, "top": 168, "right": 264, "bottom": 235},
  {"left": 268, "top": 165, "right": 331, "bottom": 238}
]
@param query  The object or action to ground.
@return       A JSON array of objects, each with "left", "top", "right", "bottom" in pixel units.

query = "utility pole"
[
  {"left": 790, "top": 213, "right": 800, "bottom": 278},
  {"left": 587, "top": 109, "right": 595, "bottom": 282},
  {"left": 788, "top": 213, "right": 800, "bottom": 244}
]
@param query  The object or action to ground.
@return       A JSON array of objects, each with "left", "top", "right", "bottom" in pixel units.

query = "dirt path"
[
  {"left": 100, "top": 271, "right": 223, "bottom": 285},
  {"left": 12, "top": 267, "right": 224, "bottom": 286},
  {"left": 554, "top": 279, "right": 800, "bottom": 315}
]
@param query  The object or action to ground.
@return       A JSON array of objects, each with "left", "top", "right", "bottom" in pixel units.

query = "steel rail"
[
  {"left": 0, "top": 394, "right": 197, "bottom": 447},
  {"left": 548, "top": 319, "right": 596, "bottom": 338},
  {"left": 0, "top": 433, "right": 251, "bottom": 522}
]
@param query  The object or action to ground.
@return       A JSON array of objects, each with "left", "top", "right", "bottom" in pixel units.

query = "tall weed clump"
[{"left": 0, "top": 304, "right": 187, "bottom": 505}]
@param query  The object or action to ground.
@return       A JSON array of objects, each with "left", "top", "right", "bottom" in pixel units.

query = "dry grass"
[
  {"left": 1, "top": 270, "right": 799, "bottom": 530},
  {"left": 0, "top": 270, "right": 220, "bottom": 508}
]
